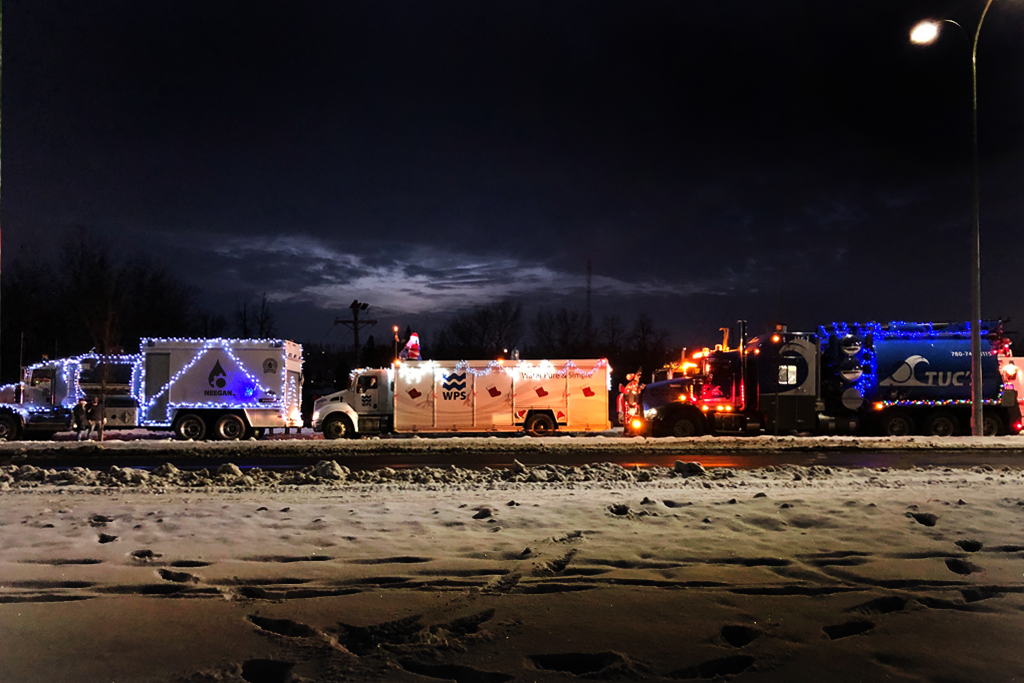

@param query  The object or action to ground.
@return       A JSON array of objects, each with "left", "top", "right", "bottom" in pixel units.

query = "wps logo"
[
  {"left": 441, "top": 372, "right": 467, "bottom": 400},
  {"left": 879, "top": 355, "right": 968, "bottom": 388},
  {"left": 205, "top": 359, "right": 234, "bottom": 396}
]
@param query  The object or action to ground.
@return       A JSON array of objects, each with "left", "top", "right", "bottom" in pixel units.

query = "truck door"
[
  {"left": 355, "top": 373, "right": 381, "bottom": 413},
  {"left": 23, "top": 367, "right": 55, "bottom": 405},
  {"left": 759, "top": 336, "right": 819, "bottom": 434},
  {"left": 701, "top": 356, "right": 739, "bottom": 406},
  {"left": 145, "top": 353, "right": 171, "bottom": 424}
]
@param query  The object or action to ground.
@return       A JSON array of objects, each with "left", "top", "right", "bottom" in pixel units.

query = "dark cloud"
[{"left": 4, "top": 0, "right": 1024, "bottom": 347}]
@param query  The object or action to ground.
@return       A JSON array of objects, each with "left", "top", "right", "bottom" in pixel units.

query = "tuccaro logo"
[
  {"left": 205, "top": 359, "right": 234, "bottom": 396},
  {"left": 441, "top": 372, "right": 467, "bottom": 400},
  {"left": 879, "top": 355, "right": 968, "bottom": 388}
]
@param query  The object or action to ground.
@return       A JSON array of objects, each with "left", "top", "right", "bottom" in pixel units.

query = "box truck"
[
  {"left": 0, "top": 337, "right": 303, "bottom": 441},
  {"left": 312, "top": 358, "right": 611, "bottom": 437}
]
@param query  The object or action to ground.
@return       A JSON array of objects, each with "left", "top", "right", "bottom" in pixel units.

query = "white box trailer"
[
  {"left": 138, "top": 338, "right": 303, "bottom": 439},
  {"left": 312, "top": 358, "right": 612, "bottom": 438},
  {"left": 0, "top": 338, "right": 304, "bottom": 441}
]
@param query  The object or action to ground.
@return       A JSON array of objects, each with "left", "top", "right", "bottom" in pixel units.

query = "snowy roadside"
[
  {"left": 2, "top": 455, "right": 1023, "bottom": 492},
  {"left": 2, "top": 463, "right": 1023, "bottom": 682}
]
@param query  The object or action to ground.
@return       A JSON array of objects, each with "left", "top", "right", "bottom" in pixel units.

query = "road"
[{"left": 4, "top": 442, "right": 1024, "bottom": 471}]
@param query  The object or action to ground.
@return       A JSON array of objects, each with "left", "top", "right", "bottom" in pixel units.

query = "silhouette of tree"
[
  {"left": 529, "top": 307, "right": 593, "bottom": 358},
  {"left": 0, "top": 228, "right": 206, "bottom": 381},
  {"left": 431, "top": 300, "right": 523, "bottom": 359}
]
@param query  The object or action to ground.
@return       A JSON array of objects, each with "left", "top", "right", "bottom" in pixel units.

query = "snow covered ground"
[{"left": 2, "top": 457, "right": 1023, "bottom": 682}]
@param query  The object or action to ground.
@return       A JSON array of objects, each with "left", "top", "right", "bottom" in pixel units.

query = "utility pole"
[
  {"left": 585, "top": 258, "right": 593, "bottom": 335},
  {"left": 335, "top": 300, "right": 377, "bottom": 368}
]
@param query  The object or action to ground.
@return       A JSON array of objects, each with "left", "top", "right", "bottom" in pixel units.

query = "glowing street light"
[
  {"left": 911, "top": 0, "right": 995, "bottom": 436},
  {"left": 910, "top": 21, "right": 940, "bottom": 45}
]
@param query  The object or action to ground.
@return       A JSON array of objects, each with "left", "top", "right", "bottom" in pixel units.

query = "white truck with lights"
[
  {"left": 0, "top": 338, "right": 303, "bottom": 441},
  {"left": 312, "top": 358, "right": 612, "bottom": 438}
]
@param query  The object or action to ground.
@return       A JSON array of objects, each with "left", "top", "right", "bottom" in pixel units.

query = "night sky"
[{"left": 4, "top": 0, "right": 1024, "bottom": 351}]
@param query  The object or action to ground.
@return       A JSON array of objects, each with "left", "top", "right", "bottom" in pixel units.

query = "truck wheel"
[
  {"left": 925, "top": 411, "right": 958, "bottom": 437},
  {"left": 174, "top": 414, "right": 206, "bottom": 441},
  {"left": 0, "top": 414, "right": 18, "bottom": 442},
  {"left": 670, "top": 415, "right": 703, "bottom": 437},
  {"left": 525, "top": 413, "right": 556, "bottom": 437},
  {"left": 322, "top": 414, "right": 354, "bottom": 440},
  {"left": 214, "top": 414, "right": 247, "bottom": 440},
  {"left": 982, "top": 413, "right": 1003, "bottom": 437},
  {"left": 881, "top": 411, "right": 914, "bottom": 437}
]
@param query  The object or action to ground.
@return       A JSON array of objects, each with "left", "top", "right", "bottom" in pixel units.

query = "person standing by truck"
[
  {"left": 84, "top": 397, "right": 104, "bottom": 441},
  {"left": 72, "top": 398, "right": 89, "bottom": 440}
]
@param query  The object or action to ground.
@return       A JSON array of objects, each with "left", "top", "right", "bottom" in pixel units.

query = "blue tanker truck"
[{"left": 624, "top": 320, "right": 1022, "bottom": 438}]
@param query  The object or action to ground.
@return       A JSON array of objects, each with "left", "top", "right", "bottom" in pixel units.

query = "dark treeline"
[
  {"left": 0, "top": 231, "right": 272, "bottom": 383},
  {"left": 305, "top": 301, "right": 674, "bottom": 405},
  {"left": 1, "top": 236, "right": 678, "bottom": 398},
  {"left": 427, "top": 299, "right": 673, "bottom": 391}
]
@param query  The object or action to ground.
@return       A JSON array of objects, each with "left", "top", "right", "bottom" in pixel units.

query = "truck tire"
[
  {"left": 982, "top": 413, "right": 1003, "bottom": 437},
  {"left": 925, "top": 411, "right": 958, "bottom": 437},
  {"left": 525, "top": 413, "right": 556, "bottom": 437},
  {"left": 881, "top": 411, "right": 914, "bottom": 437},
  {"left": 174, "top": 414, "right": 207, "bottom": 441},
  {"left": 0, "top": 414, "right": 19, "bottom": 442},
  {"left": 322, "top": 414, "right": 354, "bottom": 440},
  {"left": 214, "top": 414, "right": 247, "bottom": 440},
  {"left": 669, "top": 415, "right": 704, "bottom": 437}
]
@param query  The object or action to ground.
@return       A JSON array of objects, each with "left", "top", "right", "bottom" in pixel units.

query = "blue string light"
[
  {"left": 12, "top": 338, "right": 302, "bottom": 429},
  {"left": 819, "top": 321, "right": 1006, "bottom": 408}
]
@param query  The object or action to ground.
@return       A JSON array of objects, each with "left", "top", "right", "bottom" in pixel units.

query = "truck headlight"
[
  {"left": 644, "top": 408, "right": 658, "bottom": 419},
  {"left": 311, "top": 410, "right": 320, "bottom": 422}
]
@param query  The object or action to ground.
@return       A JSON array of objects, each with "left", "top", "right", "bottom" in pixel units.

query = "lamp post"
[{"left": 911, "top": 0, "right": 994, "bottom": 436}]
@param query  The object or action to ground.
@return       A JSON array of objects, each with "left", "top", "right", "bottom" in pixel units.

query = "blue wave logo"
[{"left": 442, "top": 372, "right": 467, "bottom": 391}]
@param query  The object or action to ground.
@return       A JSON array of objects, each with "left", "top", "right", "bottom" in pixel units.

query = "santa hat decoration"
[{"left": 399, "top": 333, "right": 421, "bottom": 360}]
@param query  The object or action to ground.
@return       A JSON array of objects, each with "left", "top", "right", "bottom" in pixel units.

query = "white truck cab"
[{"left": 312, "top": 367, "right": 395, "bottom": 438}]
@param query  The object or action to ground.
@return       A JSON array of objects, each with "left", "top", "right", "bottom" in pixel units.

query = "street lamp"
[{"left": 911, "top": 0, "right": 995, "bottom": 436}]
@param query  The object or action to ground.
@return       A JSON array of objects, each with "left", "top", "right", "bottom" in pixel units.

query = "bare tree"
[
  {"left": 598, "top": 315, "right": 627, "bottom": 357},
  {"left": 235, "top": 293, "right": 276, "bottom": 338},
  {"left": 254, "top": 293, "right": 277, "bottom": 338},
  {"left": 531, "top": 307, "right": 590, "bottom": 358},
  {"left": 432, "top": 300, "right": 523, "bottom": 359}
]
